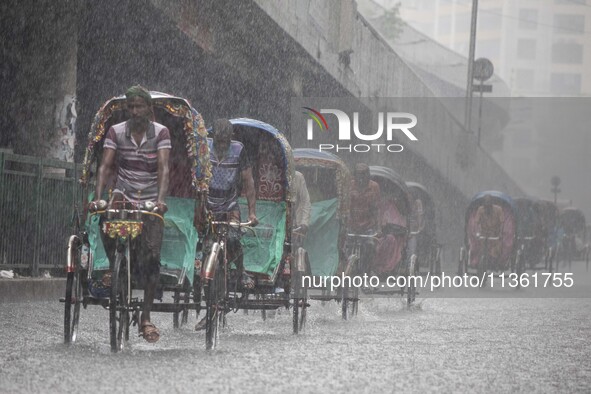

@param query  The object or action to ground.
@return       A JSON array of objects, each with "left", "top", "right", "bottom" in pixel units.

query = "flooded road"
[{"left": 2, "top": 265, "right": 591, "bottom": 393}]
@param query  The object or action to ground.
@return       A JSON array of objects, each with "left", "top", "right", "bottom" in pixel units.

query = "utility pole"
[{"left": 464, "top": 0, "right": 479, "bottom": 134}]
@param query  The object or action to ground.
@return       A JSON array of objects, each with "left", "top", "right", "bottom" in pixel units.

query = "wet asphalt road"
[{"left": 1, "top": 263, "right": 591, "bottom": 393}]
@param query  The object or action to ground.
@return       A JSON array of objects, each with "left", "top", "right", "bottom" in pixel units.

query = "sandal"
[
  {"left": 241, "top": 272, "right": 256, "bottom": 290},
  {"left": 195, "top": 316, "right": 207, "bottom": 331},
  {"left": 139, "top": 321, "right": 160, "bottom": 343}
]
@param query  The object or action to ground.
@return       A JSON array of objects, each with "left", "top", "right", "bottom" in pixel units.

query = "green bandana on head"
[{"left": 125, "top": 85, "right": 152, "bottom": 105}]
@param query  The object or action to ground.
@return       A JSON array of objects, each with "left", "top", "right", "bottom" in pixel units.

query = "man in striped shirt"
[{"left": 90, "top": 85, "right": 170, "bottom": 343}]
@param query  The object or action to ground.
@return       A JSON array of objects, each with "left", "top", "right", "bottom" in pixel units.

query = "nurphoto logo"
[{"left": 303, "top": 107, "right": 418, "bottom": 153}]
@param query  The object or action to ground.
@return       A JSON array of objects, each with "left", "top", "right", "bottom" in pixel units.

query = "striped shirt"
[
  {"left": 207, "top": 138, "right": 249, "bottom": 213},
  {"left": 103, "top": 121, "right": 171, "bottom": 202}
]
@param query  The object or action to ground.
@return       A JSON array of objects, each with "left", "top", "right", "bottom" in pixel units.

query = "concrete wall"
[{"left": 0, "top": 0, "right": 78, "bottom": 159}]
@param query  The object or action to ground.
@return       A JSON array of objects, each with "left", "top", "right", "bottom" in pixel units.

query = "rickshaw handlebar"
[
  {"left": 89, "top": 200, "right": 164, "bottom": 221},
  {"left": 210, "top": 220, "right": 254, "bottom": 228}
]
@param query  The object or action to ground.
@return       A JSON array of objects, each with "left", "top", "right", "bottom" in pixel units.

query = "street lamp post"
[
  {"left": 551, "top": 176, "right": 561, "bottom": 205},
  {"left": 465, "top": 0, "right": 479, "bottom": 133}
]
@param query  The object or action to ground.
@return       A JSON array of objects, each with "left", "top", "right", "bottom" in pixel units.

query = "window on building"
[
  {"left": 519, "top": 9, "right": 538, "bottom": 30},
  {"left": 554, "top": 14, "right": 585, "bottom": 34},
  {"left": 455, "top": 12, "right": 470, "bottom": 34},
  {"left": 438, "top": 15, "right": 452, "bottom": 35},
  {"left": 551, "top": 42, "right": 583, "bottom": 63},
  {"left": 515, "top": 69, "right": 535, "bottom": 91},
  {"left": 479, "top": 9, "right": 502, "bottom": 30},
  {"left": 517, "top": 39, "right": 537, "bottom": 60},
  {"left": 550, "top": 73, "right": 581, "bottom": 94}
]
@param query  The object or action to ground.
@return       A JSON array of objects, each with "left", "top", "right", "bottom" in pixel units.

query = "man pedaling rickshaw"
[
  {"left": 195, "top": 119, "right": 258, "bottom": 331},
  {"left": 349, "top": 163, "right": 381, "bottom": 274},
  {"left": 88, "top": 85, "right": 170, "bottom": 343}
]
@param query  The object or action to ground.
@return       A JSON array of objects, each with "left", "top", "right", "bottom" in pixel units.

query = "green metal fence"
[{"left": 0, "top": 152, "right": 82, "bottom": 276}]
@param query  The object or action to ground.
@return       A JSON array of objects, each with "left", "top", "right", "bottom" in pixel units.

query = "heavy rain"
[{"left": 1, "top": 0, "right": 590, "bottom": 393}]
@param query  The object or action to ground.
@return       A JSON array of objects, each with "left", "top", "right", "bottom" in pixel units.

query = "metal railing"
[{"left": 0, "top": 152, "right": 82, "bottom": 276}]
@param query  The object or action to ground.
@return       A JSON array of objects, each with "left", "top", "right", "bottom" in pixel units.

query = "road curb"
[{"left": 0, "top": 278, "right": 65, "bottom": 303}]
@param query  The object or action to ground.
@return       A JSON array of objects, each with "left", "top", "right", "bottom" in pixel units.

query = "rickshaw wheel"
[
  {"left": 193, "top": 276, "right": 202, "bottom": 320},
  {"left": 351, "top": 287, "right": 359, "bottom": 316},
  {"left": 406, "top": 255, "right": 417, "bottom": 307},
  {"left": 341, "top": 255, "right": 359, "bottom": 320},
  {"left": 292, "top": 294, "right": 307, "bottom": 334},
  {"left": 547, "top": 247, "right": 554, "bottom": 273},
  {"left": 173, "top": 290, "right": 191, "bottom": 329},
  {"left": 342, "top": 254, "right": 359, "bottom": 320},
  {"left": 110, "top": 252, "right": 129, "bottom": 353},
  {"left": 292, "top": 247, "right": 308, "bottom": 334},
  {"left": 458, "top": 247, "right": 466, "bottom": 276},
  {"left": 205, "top": 255, "right": 224, "bottom": 350},
  {"left": 64, "top": 269, "right": 82, "bottom": 344},
  {"left": 258, "top": 295, "right": 267, "bottom": 321},
  {"left": 477, "top": 253, "right": 487, "bottom": 288},
  {"left": 181, "top": 291, "right": 190, "bottom": 325},
  {"left": 434, "top": 249, "right": 442, "bottom": 278},
  {"left": 173, "top": 290, "right": 181, "bottom": 329},
  {"left": 515, "top": 250, "right": 524, "bottom": 289}
]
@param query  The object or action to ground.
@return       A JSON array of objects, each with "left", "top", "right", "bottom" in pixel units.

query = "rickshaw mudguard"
[
  {"left": 86, "top": 196, "right": 199, "bottom": 286},
  {"left": 465, "top": 191, "right": 517, "bottom": 269}
]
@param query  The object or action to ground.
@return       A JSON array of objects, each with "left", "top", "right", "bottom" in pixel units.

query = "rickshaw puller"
[
  {"left": 475, "top": 195, "right": 503, "bottom": 266},
  {"left": 195, "top": 119, "right": 258, "bottom": 331},
  {"left": 206, "top": 119, "right": 258, "bottom": 287},
  {"left": 89, "top": 85, "right": 170, "bottom": 344}
]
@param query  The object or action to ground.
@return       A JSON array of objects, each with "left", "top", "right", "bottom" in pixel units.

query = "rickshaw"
[
  {"left": 458, "top": 191, "right": 523, "bottom": 286},
  {"left": 405, "top": 182, "right": 441, "bottom": 277},
  {"left": 536, "top": 200, "right": 559, "bottom": 272},
  {"left": 348, "top": 165, "right": 417, "bottom": 306},
  {"left": 557, "top": 207, "right": 589, "bottom": 270},
  {"left": 514, "top": 197, "right": 546, "bottom": 271},
  {"left": 63, "top": 92, "right": 211, "bottom": 352},
  {"left": 293, "top": 149, "right": 352, "bottom": 319},
  {"left": 199, "top": 118, "right": 306, "bottom": 350}
]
